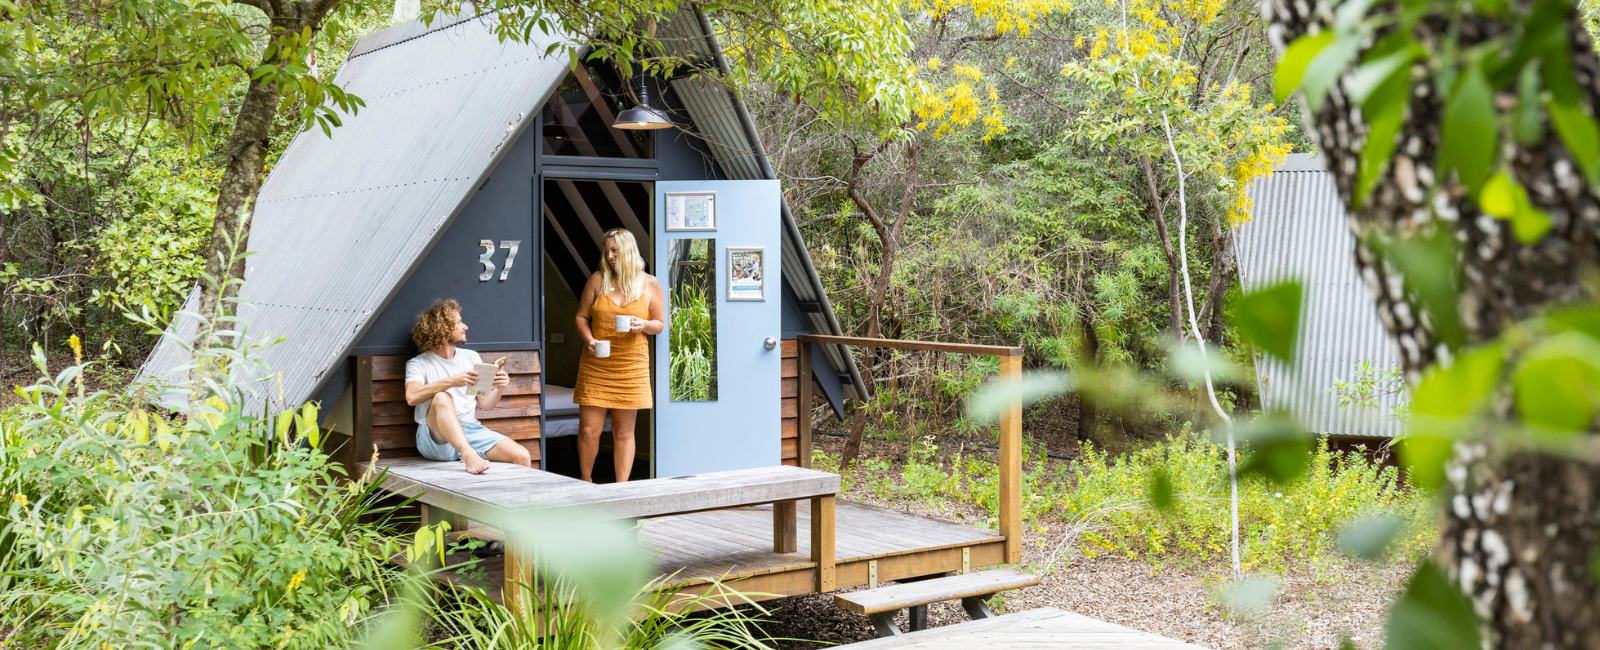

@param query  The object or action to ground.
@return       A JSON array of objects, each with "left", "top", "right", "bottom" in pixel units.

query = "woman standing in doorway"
[{"left": 575, "top": 228, "right": 664, "bottom": 482}]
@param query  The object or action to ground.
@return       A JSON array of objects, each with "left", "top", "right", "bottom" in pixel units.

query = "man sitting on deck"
[{"left": 404, "top": 299, "right": 534, "bottom": 474}]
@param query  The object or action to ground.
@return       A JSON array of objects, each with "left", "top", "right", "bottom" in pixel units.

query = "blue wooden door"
[{"left": 654, "top": 180, "right": 782, "bottom": 476}]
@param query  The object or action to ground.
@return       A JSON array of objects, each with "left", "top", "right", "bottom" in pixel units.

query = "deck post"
[
  {"left": 505, "top": 538, "right": 531, "bottom": 612},
  {"left": 773, "top": 500, "right": 798, "bottom": 553},
  {"left": 351, "top": 356, "right": 374, "bottom": 480},
  {"left": 797, "top": 341, "right": 813, "bottom": 469},
  {"left": 811, "top": 494, "right": 836, "bottom": 591},
  {"left": 998, "top": 353, "right": 1023, "bottom": 564}
]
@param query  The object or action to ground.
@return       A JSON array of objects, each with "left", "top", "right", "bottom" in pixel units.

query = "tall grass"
[{"left": 669, "top": 286, "right": 715, "bottom": 402}]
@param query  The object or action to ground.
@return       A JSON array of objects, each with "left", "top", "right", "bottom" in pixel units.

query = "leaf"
[
  {"left": 1479, "top": 172, "right": 1552, "bottom": 243},
  {"left": 1275, "top": 32, "right": 1334, "bottom": 105},
  {"left": 1236, "top": 413, "right": 1313, "bottom": 484},
  {"left": 1548, "top": 99, "right": 1600, "bottom": 186},
  {"left": 1346, "top": 42, "right": 1415, "bottom": 105},
  {"left": 1438, "top": 63, "right": 1498, "bottom": 197},
  {"left": 1338, "top": 513, "right": 1404, "bottom": 559},
  {"left": 1230, "top": 281, "right": 1303, "bottom": 365},
  {"left": 966, "top": 371, "right": 1073, "bottom": 424},
  {"left": 1301, "top": 35, "right": 1363, "bottom": 113},
  {"left": 1354, "top": 56, "right": 1414, "bottom": 207},
  {"left": 1514, "top": 64, "right": 1544, "bottom": 146},
  {"left": 1376, "top": 232, "right": 1464, "bottom": 349},
  {"left": 1404, "top": 344, "right": 1504, "bottom": 488},
  {"left": 1148, "top": 468, "right": 1174, "bottom": 512},
  {"left": 1513, "top": 332, "right": 1600, "bottom": 432},
  {"left": 1167, "top": 343, "right": 1247, "bottom": 384},
  {"left": 1384, "top": 563, "right": 1481, "bottom": 650},
  {"left": 1216, "top": 574, "right": 1279, "bottom": 612}
]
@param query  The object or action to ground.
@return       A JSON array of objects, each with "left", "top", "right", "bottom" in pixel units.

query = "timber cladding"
[
  {"left": 361, "top": 351, "right": 542, "bottom": 461},
  {"left": 782, "top": 339, "right": 799, "bottom": 467}
]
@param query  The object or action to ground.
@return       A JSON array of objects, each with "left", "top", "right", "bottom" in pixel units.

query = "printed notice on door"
[
  {"left": 666, "top": 192, "right": 716, "bottom": 231},
  {"left": 728, "top": 247, "right": 765, "bottom": 301}
]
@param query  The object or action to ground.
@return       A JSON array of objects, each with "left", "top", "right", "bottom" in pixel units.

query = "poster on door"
[{"left": 727, "top": 247, "right": 765, "bottom": 301}]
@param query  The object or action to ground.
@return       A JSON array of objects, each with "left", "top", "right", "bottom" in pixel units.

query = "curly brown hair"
[{"left": 412, "top": 299, "right": 461, "bottom": 351}]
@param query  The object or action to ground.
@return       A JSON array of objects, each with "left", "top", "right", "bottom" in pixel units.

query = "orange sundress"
[{"left": 574, "top": 292, "right": 653, "bottom": 409}]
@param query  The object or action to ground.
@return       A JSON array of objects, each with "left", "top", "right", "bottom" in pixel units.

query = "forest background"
[{"left": 0, "top": 0, "right": 1302, "bottom": 453}]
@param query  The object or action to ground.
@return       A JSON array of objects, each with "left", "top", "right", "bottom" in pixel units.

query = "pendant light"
[{"left": 613, "top": 76, "right": 672, "bottom": 130}]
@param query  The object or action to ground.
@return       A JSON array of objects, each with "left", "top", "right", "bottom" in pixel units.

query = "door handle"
[{"left": 764, "top": 337, "right": 777, "bottom": 350}]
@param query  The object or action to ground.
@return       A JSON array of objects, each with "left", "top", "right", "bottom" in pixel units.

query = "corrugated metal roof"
[
  {"left": 657, "top": 7, "right": 868, "bottom": 402},
  {"left": 1235, "top": 153, "right": 1405, "bottom": 437},
  {"left": 138, "top": 14, "right": 574, "bottom": 410}
]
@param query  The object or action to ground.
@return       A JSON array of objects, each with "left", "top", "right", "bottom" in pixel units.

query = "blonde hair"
[{"left": 599, "top": 229, "right": 646, "bottom": 305}]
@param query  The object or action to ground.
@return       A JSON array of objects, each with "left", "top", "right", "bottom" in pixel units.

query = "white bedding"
[{"left": 542, "top": 384, "right": 607, "bottom": 438}]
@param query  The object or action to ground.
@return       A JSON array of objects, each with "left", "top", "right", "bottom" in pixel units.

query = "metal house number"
[{"left": 477, "top": 239, "right": 521, "bottom": 282}]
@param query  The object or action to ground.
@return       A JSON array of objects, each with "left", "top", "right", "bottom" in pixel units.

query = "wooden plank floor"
[
  {"left": 639, "top": 499, "right": 999, "bottom": 586},
  {"left": 835, "top": 607, "right": 1206, "bottom": 649},
  {"left": 441, "top": 500, "right": 1004, "bottom": 604}
]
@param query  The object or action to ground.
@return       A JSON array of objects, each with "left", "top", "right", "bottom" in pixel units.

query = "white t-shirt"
[{"left": 405, "top": 348, "right": 483, "bottom": 426}]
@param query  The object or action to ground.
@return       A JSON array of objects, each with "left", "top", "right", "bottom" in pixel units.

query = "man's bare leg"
[
  {"left": 611, "top": 409, "right": 638, "bottom": 483},
  {"left": 427, "top": 393, "right": 490, "bottom": 474},
  {"left": 484, "top": 438, "right": 533, "bottom": 467},
  {"left": 576, "top": 405, "right": 607, "bottom": 482}
]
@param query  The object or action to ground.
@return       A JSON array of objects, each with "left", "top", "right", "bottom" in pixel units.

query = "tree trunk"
[
  {"left": 839, "top": 140, "right": 916, "bottom": 469},
  {"left": 1140, "top": 155, "right": 1185, "bottom": 337},
  {"left": 195, "top": 59, "right": 282, "bottom": 339},
  {"left": 1261, "top": 3, "right": 1600, "bottom": 645},
  {"left": 1077, "top": 316, "right": 1099, "bottom": 442}
]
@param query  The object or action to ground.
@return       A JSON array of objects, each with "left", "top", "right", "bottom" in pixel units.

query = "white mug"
[
  {"left": 615, "top": 314, "right": 632, "bottom": 333},
  {"left": 593, "top": 340, "right": 611, "bottom": 358}
]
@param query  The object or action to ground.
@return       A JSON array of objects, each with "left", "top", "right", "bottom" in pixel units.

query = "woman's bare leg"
[
  {"left": 611, "top": 409, "right": 638, "bottom": 482},
  {"left": 576, "top": 405, "right": 608, "bottom": 482}
]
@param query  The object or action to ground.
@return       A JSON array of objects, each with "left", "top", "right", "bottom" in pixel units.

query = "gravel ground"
[{"left": 748, "top": 436, "right": 1413, "bottom": 650}]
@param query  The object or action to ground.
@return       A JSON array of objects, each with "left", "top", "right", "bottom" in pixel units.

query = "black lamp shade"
[{"left": 614, "top": 105, "right": 673, "bottom": 130}]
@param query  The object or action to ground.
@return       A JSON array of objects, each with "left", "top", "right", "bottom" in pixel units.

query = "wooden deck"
[
  {"left": 834, "top": 607, "right": 1205, "bottom": 649},
  {"left": 437, "top": 499, "right": 1005, "bottom": 607}
]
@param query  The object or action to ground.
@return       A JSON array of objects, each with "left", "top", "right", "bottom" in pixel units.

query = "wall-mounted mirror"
[{"left": 668, "top": 238, "right": 716, "bottom": 401}]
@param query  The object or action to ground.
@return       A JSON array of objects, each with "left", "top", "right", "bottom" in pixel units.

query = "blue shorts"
[{"left": 416, "top": 418, "right": 510, "bottom": 461}]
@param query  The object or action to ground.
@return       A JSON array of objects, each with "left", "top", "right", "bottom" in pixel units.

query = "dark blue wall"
[{"left": 352, "top": 127, "right": 540, "bottom": 355}]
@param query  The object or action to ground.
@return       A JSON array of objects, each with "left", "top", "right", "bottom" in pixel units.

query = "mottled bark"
[
  {"left": 193, "top": 0, "right": 340, "bottom": 362},
  {"left": 1261, "top": 1, "right": 1600, "bottom": 646}
]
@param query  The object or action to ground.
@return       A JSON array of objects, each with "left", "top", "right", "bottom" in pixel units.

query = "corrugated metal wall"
[
  {"left": 1235, "top": 153, "right": 1405, "bottom": 437},
  {"left": 138, "top": 15, "right": 573, "bottom": 410}
]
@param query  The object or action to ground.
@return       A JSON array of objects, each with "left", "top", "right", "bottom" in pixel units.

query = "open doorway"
[{"left": 541, "top": 177, "right": 654, "bottom": 482}]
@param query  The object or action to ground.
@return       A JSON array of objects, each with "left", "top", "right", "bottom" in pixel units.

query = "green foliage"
[
  {"left": 0, "top": 350, "right": 398, "bottom": 647},
  {"left": 1228, "top": 281, "right": 1302, "bottom": 365},
  {"left": 1329, "top": 359, "right": 1409, "bottom": 421},
  {"left": 1059, "top": 433, "right": 1432, "bottom": 570},
  {"left": 668, "top": 286, "right": 715, "bottom": 402}
]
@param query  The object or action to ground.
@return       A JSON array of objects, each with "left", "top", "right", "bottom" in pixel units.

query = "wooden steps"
[{"left": 834, "top": 568, "right": 1039, "bottom": 637}]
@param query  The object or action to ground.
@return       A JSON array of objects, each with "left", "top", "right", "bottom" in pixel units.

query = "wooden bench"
[
  {"left": 370, "top": 458, "right": 841, "bottom": 603},
  {"left": 834, "top": 568, "right": 1039, "bottom": 637}
]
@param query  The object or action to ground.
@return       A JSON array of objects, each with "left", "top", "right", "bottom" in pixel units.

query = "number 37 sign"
[{"left": 478, "top": 239, "right": 521, "bottom": 282}]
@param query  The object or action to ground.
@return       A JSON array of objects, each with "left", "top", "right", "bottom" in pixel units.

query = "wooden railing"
[{"left": 795, "top": 334, "right": 1025, "bottom": 565}]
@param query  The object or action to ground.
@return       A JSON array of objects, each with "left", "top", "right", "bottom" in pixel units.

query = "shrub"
[
  {"left": 1060, "top": 431, "right": 1433, "bottom": 569},
  {"left": 0, "top": 341, "right": 399, "bottom": 647}
]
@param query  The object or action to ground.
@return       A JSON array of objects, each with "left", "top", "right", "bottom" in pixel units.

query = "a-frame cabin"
[
  {"left": 140, "top": 7, "right": 871, "bottom": 479},
  {"left": 139, "top": 7, "right": 1022, "bottom": 605}
]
